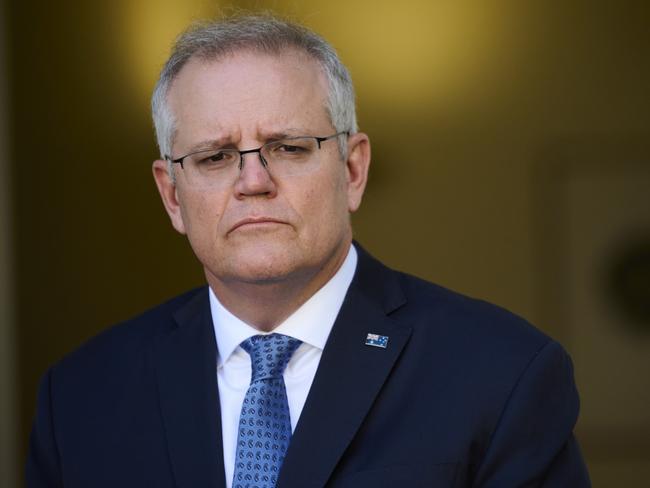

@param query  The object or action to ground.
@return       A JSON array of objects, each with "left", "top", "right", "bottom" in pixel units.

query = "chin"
[
  {"left": 220, "top": 260, "right": 304, "bottom": 286},
  {"left": 214, "top": 241, "right": 307, "bottom": 284}
]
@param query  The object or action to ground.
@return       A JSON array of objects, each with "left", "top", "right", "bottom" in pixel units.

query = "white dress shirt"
[{"left": 209, "top": 245, "right": 358, "bottom": 488}]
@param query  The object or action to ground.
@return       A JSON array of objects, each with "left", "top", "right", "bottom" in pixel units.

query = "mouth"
[{"left": 229, "top": 217, "right": 289, "bottom": 234}]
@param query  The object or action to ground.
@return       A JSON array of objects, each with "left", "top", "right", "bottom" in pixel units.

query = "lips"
[{"left": 229, "top": 217, "right": 288, "bottom": 233}]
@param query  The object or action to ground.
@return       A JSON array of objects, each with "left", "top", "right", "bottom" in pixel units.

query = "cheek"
[
  {"left": 301, "top": 169, "right": 350, "bottom": 235},
  {"left": 178, "top": 190, "right": 224, "bottom": 244}
]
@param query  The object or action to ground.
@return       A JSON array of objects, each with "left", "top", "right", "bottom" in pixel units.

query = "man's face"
[{"left": 153, "top": 50, "right": 369, "bottom": 291}]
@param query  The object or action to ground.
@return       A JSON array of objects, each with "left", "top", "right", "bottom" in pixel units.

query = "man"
[{"left": 26, "top": 15, "right": 590, "bottom": 488}]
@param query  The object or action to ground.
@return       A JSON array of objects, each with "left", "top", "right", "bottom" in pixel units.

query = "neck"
[{"left": 206, "top": 242, "right": 351, "bottom": 331}]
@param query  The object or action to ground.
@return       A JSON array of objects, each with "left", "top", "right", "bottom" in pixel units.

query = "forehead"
[{"left": 167, "top": 49, "right": 332, "bottom": 148}]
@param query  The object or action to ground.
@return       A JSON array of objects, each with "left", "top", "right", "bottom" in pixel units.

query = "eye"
[
  {"left": 266, "top": 138, "right": 315, "bottom": 159},
  {"left": 208, "top": 152, "right": 226, "bottom": 161},
  {"left": 195, "top": 150, "right": 237, "bottom": 167},
  {"left": 277, "top": 144, "right": 305, "bottom": 153}
]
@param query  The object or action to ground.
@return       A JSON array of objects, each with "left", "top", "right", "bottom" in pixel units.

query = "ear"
[
  {"left": 152, "top": 159, "right": 187, "bottom": 235},
  {"left": 344, "top": 132, "right": 371, "bottom": 213}
]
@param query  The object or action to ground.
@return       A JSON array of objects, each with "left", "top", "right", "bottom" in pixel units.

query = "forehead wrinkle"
[
  {"left": 169, "top": 51, "right": 333, "bottom": 154},
  {"left": 172, "top": 106, "right": 330, "bottom": 155},
  {"left": 256, "top": 126, "right": 311, "bottom": 140},
  {"left": 173, "top": 125, "right": 241, "bottom": 154}
]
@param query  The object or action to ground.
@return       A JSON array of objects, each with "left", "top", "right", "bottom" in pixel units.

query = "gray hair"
[{"left": 151, "top": 14, "right": 358, "bottom": 172}]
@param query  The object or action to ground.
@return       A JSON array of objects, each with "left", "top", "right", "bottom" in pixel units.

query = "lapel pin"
[{"left": 365, "top": 333, "right": 389, "bottom": 349}]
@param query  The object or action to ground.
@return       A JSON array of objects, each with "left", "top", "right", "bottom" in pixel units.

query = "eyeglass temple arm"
[
  {"left": 165, "top": 155, "right": 186, "bottom": 168},
  {"left": 315, "top": 131, "right": 349, "bottom": 148}
]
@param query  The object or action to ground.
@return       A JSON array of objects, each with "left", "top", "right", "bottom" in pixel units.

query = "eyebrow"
[
  {"left": 261, "top": 128, "right": 305, "bottom": 139},
  {"left": 180, "top": 128, "right": 309, "bottom": 155},
  {"left": 182, "top": 137, "right": 231, "bottom": 155}
]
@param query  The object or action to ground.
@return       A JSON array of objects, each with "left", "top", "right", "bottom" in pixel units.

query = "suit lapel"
[
  {"left": 154, "top": 289, "right": 226, "bottom": 488},
  {"left": 278, "top": 248, "right": 413, "bottom": 488}
]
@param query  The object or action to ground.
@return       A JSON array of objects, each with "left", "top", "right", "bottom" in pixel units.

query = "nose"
[{"left": 233, "top": 151, "right": 277, "bottom": 199}]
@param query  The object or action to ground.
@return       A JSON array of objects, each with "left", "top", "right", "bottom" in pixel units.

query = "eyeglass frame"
[{"left": 165, "top": 131, "right": 350, "bottom": 170}]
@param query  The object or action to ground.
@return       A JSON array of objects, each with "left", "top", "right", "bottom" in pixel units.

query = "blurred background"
[{"left": 1, "top": 0, "right": 648, "bottom": 485}]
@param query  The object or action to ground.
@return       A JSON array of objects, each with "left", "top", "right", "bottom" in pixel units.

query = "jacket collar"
[{"left": 154, "top": 288, "right": 227, "bottom": 488}]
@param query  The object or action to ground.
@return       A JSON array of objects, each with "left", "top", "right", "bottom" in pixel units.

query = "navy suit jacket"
[{"left": 27, "top": 247, "right": 590, "bottom": 487}]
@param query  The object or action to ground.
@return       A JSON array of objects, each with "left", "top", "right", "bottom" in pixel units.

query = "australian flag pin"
[{"left": 365, "top": 333, "right": 389, "bottom": 349}]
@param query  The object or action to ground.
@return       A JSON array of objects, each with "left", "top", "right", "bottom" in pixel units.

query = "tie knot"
[{"left": 241, "top": 333, "right": 302, "bottom": 382}]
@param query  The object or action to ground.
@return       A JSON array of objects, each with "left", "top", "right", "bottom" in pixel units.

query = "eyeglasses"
[{"left": 166, "top": 131, "right": 348, "bottom": 189}]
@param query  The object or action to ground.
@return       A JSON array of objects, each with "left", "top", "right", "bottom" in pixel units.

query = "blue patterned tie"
[{"left": 232, "top": 333, "right": 302, "bottom": 488}]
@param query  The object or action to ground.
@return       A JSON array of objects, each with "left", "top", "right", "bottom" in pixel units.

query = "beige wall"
[{"left": 9, "top": 1, "right": 650, "bottom": 485}]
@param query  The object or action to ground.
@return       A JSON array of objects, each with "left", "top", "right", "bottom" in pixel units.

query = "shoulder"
[
  {"left": 398, "top": 270, "right": 548, "bottom": 348},
  {"left": 52, "top": 286, "right": 207, "bottom": 379},
  {"left": 388, "top": 268, "right": 577, "bottom": 426},
  {"left": 354, "top": 244, "right": 561, "bottom": 384},
  {"left": 390, "top": 268, "right": 568, "bottom": 391},
  {"left": 355, "top": 244, "right": 550, "bottom": 355}
]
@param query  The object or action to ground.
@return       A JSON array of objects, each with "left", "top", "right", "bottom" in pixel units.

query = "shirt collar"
[{"left": 210, "top": 244, "right": 358, "bottom": 368}]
